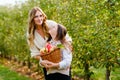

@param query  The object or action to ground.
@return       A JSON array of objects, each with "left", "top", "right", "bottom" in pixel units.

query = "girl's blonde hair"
[{"left": 28, "top": 7, "right": 49, "bottom": 46}]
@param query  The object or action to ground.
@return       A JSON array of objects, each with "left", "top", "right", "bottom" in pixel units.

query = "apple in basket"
[
  {"left": 40, "top": 48, "right": 46, "bottom": 53},
  {"left": 40, "top": 43, "right": 54, "bottom": 54},
  {"left": 46, "top": 43, "right": 54, "bottom": 52}
]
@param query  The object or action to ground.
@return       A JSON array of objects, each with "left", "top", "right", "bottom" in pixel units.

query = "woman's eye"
[{"left": 34, "top": 16, "right": 38, "bottom": 18}]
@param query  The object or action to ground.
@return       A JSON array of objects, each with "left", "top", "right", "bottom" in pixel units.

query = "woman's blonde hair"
[{"left": 28, "top": 7, "right": 49, "bottom": 46}]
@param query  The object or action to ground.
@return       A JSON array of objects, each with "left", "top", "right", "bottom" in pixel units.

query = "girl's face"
[
  {"left": 49, "top": 25, "right": 58, "bottom": 40},
  {"left": 34, "top": 11, "right": 44, "bottom": 26}
]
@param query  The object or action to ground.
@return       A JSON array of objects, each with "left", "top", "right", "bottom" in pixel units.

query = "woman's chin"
[{"left": 36, "top": 21, "right": 43, "bottom": 25}]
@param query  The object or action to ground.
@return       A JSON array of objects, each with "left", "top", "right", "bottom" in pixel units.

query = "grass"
[
  {"left": 91, "top": 67, "right": 105, "bottom": 80},
  {"left": 91, "top": 67, "right": 120, "bottom": 80},
  {"left": 111, "top": 68, "right": 120, "bottom": 80},
  {"left": 73, "top": 67, "right": 120, "bottom": 80},
  {"left": 0, "top": 65, "right": 32, "bottom": 80}
]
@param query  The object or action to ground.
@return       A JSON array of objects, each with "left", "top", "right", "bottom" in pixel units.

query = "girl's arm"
[
  {"left": 58, "top": 48, "right": 72, "bottom": 69},
  {"left": 43, "top": 48, "right": 72, "bottom": 69}
]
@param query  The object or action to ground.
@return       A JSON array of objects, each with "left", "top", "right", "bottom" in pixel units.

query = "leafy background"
[{"left": 0, "top": 0, "right": 120, "bottom": 80}]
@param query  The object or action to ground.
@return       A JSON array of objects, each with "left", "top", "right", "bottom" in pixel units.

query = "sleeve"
[
  {"left": 39, "top": 57, "right": 44, "bottom": 67},
  {"left": 26, "top": 33, "right": 40, "bottom": 57},
  {"left": 29, "top": 45, "right": 40, "bottom": 57},
  {"left": 58, "top": 48, "right": 72, "bottom": 69}
]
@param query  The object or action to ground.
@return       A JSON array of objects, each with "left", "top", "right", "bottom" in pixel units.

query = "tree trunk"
[
  {"left": 106, "top": 67, "right": 111, "bottom": 80},
  {"left": 22, "top": 60, "right": 26, "bottom": 66},
  {"left": 27, "top": 56, "right": 31, "bottom": 69},
  {"left": 84, "top": 62, "right": 90, "bottom": 80}
]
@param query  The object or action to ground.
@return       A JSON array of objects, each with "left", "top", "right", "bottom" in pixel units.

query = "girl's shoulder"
[{"left": 49, "top": 40, "right": 61, "bottom": 46}]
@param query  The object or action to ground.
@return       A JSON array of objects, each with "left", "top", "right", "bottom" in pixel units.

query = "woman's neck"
[
  {"left": 36, "top": 25, "right": 42, "bottom": 30},
  {"left": 36, "top": 25, "right": 45, "bottom": 39}
]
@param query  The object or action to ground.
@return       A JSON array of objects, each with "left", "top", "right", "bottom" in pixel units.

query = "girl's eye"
[{"left": 40, "top": 15, "right": 43, "bottom": 17}]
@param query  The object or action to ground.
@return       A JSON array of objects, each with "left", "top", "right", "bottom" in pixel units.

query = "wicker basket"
[{"left": 41, "top": 48, "right": 62, "bottom": 63}]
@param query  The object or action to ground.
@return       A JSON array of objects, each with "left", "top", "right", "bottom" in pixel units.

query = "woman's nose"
[{"left": 37, "top": 16, "right": 41, "bottom": 19}]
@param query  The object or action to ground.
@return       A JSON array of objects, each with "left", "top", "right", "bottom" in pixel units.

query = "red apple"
[{"left": 46, "top": 43, "right": 52, "bottom": 52}]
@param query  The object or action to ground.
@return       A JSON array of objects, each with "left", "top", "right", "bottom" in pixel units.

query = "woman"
[
  {"left": 27, "top": 7, "right": 72, "bottom": 80},
  {"left": 27, "top": 7, "right": 49, "bottom": 79},
  {"left": 41, "top": 24, "right": 72, "bottom": 80}
]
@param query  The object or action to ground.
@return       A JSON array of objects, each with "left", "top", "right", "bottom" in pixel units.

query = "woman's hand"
[
  {"left": 40, "top": 60, "right": 49, "bottom": 67},
  {"left": 40, "top": 52, "right": 45, "bottom": 56},
  {"left": 46, "top": 61, "right": 59, "bottom": 69},
  {"left": 40, "top": 60, "right": 59, "bottom": 69}
]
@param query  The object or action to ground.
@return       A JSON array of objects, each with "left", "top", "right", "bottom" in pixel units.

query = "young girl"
[{"left": 40, "top": 24, "right": 73, "bottom": 80}]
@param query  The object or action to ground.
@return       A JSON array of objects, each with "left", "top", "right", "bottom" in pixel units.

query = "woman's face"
[
  {"left": 49, "top": 25, "right": 58, "bottom": 40},
  {"left": 34, "top": 11, "right": 44, "bottom": 26}
]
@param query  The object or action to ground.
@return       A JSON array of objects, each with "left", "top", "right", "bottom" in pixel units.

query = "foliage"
[{"left": 0, "top": 0, "right": 120, "bottom": 79}]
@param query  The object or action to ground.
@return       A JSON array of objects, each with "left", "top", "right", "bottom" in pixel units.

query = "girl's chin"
[{"left": 51, "top": 36, "right": 56, "bottom": 40}]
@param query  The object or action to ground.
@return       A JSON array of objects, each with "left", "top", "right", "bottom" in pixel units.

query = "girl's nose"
[{"left": 48, "top": 30, "right": 51, "bottom": 34}]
